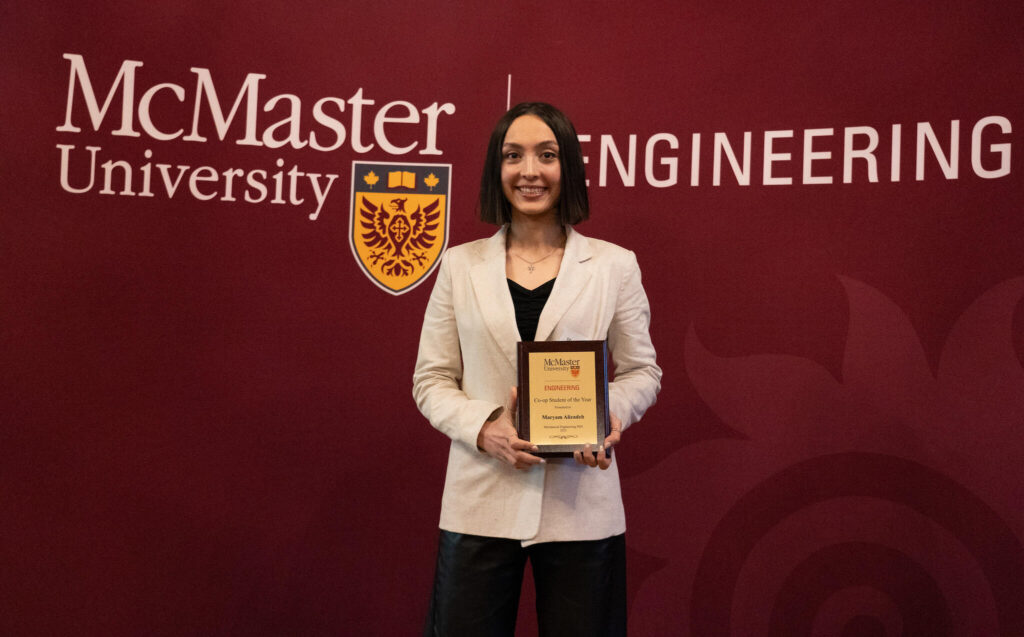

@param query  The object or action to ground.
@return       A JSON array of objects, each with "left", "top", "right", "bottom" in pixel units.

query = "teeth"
[{"left": 518, "top": 187, "right": 545, "bottom": 194}]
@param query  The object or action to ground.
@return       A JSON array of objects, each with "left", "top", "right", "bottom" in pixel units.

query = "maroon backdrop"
[{"left": 3, "top": 1, "right": 1023, "bottom": 635}]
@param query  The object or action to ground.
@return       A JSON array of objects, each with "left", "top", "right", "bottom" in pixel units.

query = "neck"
[{"left": 507, "top": 213, "right": 564, "bottom": 249}]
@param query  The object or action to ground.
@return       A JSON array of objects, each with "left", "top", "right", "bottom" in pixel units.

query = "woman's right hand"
[{"left": 476, "top": 387, "right": 545, "bottom": 470}]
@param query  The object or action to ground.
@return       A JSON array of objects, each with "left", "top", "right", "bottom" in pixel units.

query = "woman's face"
[{"left": 500, "top": 115, "right": 562, "bottom": 220}]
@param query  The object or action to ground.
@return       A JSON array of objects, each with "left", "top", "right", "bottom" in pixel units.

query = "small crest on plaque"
[{"left": 349, "top": 161, "right": 451, "bottom": 295}]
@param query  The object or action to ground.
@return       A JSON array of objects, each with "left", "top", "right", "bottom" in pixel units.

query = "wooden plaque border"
[{"left": 516, "top": 340, "right": 610, "bottom": 458}]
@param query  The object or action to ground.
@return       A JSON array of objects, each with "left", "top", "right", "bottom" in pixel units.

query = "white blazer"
[{"left": 413, "top": 225, "right": 661, "bottom": 543}]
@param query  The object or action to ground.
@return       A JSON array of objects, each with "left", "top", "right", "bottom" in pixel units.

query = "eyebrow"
[{"left": 502, "top": 140, "right": 559, "bottom": 149}]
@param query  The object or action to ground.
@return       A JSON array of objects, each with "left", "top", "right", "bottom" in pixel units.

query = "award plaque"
[{"left": 516, "top": 340, "right": 611, "bottom": 458}]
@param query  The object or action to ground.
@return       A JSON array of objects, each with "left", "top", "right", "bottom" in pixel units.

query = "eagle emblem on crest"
[
  {"left": 360, "top": 195, "right": 441, "bottom": 277},
  {"left": 349, "top": 161, "right": 450, "bottom": 295}
]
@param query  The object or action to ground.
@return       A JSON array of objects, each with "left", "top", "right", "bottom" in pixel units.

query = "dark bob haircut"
[{"left": 478, "top": 102, "right": 590, "bottom": 226}]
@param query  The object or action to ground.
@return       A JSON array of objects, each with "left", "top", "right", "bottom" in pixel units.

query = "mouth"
[{"left": 516, "top": 186, "right": 547, "bottom": 196}]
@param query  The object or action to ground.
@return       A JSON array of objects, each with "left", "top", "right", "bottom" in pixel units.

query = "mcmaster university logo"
[{"left": 349, "top": 161, "right": 450, "bottom": 295}]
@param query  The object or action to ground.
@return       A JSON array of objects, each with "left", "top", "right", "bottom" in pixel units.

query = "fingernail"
[{"left": 539, "top": 459, "right": 546, "bottom": 464}]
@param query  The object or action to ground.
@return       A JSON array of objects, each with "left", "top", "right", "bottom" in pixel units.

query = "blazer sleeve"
[
  {"left": 607, "top": 251, "right": 662, "bottom": 430},
  {"left": 412, "top": 251, "right": 503, "bottom": 450}
]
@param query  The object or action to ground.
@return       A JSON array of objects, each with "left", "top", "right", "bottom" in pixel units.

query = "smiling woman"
[
  {"left": 479, "top": 103, "right": 590, "bottom": 229},
  {"left": 500, "top": 115, "right": 562, "bottom": 218},
  {"left": 414, "top": 102, "right": 662, "bottom": 635}
]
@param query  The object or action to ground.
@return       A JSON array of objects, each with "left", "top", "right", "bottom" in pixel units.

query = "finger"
[
  {"left": 597, "top": 444, "right": 611, "bottom": 470},
  {"left": 509, "top": 436, "right": 538, "bottom": 451},
  {"left": 573, "top": 447, "right": 595, "bottom": 466},
  {"left": 603, "top": 430, "right": 621, "bottom": 449},
  {"left": 509, "top": 386, "right": 518, "bottom": 418},
  {"left": 605, "top": 415, "right": 623, "bottom": 450},
  {"left": 607, "top": 414, "right": 623, "bottom": 444},
  {"left": 581, "top": 444, "right": 597, "bottom": 467},
  {"left": 513, "top": 451, "right": 544, "bottom": 470}
]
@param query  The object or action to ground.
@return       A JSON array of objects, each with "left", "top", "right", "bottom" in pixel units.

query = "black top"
[{"left": 507, "top": 278, "right": 555, "bottom": 342}]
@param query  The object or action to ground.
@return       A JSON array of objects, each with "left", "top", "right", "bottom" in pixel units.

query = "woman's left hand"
[{"left": 574, "top": 412, "right": 622, "bottom": 470}]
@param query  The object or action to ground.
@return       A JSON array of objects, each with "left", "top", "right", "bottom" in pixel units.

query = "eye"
[
  {"left": 541, "top": 151, "right": 559, "bottom": 160},
  {"left": 503, "top": 151, "right": 521, "bottom": 161}
]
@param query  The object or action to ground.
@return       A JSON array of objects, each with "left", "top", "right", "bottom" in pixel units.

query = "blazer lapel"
[
  {"left": 534, "top": 226, "right": 593, "bottom": 342},
  {"left": 469, "top": 226, "right": 520, "bottom": 370}
]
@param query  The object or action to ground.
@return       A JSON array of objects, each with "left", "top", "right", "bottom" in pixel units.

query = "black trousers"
[{"left": 423, "top": 531, "right": 627, "bottom": 637}]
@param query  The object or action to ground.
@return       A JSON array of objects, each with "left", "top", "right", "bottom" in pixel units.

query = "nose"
[{"left": 521, "top": 154, "right": 538, "bottom": 178}]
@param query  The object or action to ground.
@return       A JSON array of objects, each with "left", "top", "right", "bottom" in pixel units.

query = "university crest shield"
[{"left": 349, "top": 161, "right": 450, "bottom": 295}]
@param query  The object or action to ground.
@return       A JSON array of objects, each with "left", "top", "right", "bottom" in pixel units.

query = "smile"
[{"left": 517, "top": 186, "right": 547, "bottom": 195}]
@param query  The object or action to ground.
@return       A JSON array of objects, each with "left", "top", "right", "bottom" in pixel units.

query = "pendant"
[{"left": 528, "top": 264, "right": 535, "bottom": 273}]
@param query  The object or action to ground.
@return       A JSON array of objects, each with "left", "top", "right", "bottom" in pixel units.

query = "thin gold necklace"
[{"left": 512, "top": 248, "right": 559, "bottom": 273}]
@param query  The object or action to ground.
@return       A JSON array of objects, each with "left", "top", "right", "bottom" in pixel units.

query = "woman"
[{"left": 413, "top": 102, "right": 661, "bottom": 636}]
